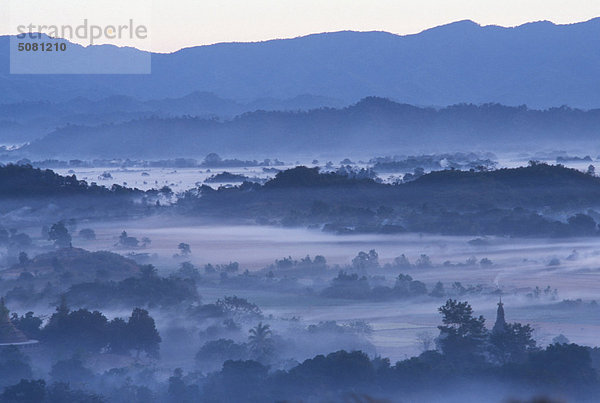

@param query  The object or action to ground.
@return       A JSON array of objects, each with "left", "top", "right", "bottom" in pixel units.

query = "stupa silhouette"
[{"left": 0, "top": 297, "right": 34, "bottom": 345}]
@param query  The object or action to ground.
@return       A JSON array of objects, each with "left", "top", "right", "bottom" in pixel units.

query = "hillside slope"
[{"left": 1, "top": 19, "right": 600, "bottom": 107}]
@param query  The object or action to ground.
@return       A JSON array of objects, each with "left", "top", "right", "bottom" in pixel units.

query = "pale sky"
[{"left": 2, "top": 0, "right": 600, "bottom": 53}]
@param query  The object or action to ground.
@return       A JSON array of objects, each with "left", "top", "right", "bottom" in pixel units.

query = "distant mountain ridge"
[
  {"left": 2, "top": 18, "right": 600, "bottom": 108},
  {"left": 16, "top": 97, "right": 600, "bottom": 159},
  {"left": 0, "top": 92, "right": 345, "bottom": 142}
]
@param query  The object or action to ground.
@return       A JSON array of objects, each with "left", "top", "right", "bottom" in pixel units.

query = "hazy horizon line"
[{"left": 3, "top": 16, "right": 599, "bottom": 55}]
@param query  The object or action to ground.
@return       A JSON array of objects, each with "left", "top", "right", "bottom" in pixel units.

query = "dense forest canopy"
[
  {"left": 177, "top": 163, "right": 600, "bottom": 237},
  {"left": 0, "top": 164, "right": 145, "bottom": 199}
]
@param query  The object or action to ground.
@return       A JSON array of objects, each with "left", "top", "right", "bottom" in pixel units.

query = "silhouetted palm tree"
[{"left": 248, "top": 322, "right": 273, "bottom": 360}]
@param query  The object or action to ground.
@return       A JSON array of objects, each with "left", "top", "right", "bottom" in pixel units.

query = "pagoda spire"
[
  {"left": 56, "top": 294, "right": 69, "bottom": 317},
  {"left": 493, "top": 297, "right": 507, "bottom": 334}
]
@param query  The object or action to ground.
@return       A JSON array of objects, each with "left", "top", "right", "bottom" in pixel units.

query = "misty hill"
[
  {"left": 179, "top": 164, "right": 600, "bottom": 237},
  {"left": 410, "top": 162, "right": 598, "bottom": 189},
  {"left": 263, "top": 166, "right": 377, "bottom": 188},
  {"left": 0, "top": 92, "right": 344, "bottom": 143},
  {"left": 194, "top": 163, "right": 600, "bottom": 210},
  {"left": 403, "top": 162, "right": 600, "bottom": 206},
  {"left": 0, "top": 164, "right": 156, "bottom": 224},
  {"left": 1, "top": 248, "right": 140, "bottom": 281},
  {"left": 0, "top": 164, "right": 139, "bottom": 198},
  {"left": 18, "top": 98, "right": 600, "bottom": 159},
  {"left": 2, "top": 19, "right": 600, "bottom": 108}
]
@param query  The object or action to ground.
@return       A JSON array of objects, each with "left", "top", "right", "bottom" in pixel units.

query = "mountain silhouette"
[
  {"left": 2, "top": 18, "right": 600, "bottom": 108},
  {"left": 17, "top": 97, "right": 600, "bottom": 159}
]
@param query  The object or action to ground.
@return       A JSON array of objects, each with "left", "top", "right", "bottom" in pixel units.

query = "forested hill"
[
  {"left": 1, "top": 163, "right": 598, "bottom": 236},
  {"left": 404, "top": 162, "right": 600, "bottom": 204},
  {"left": 18, "top": 99, "right": 600, "bottom": 159},
  {"left": 179, "top": 164, "right": 600, "bottom": 237},
  {"left": 0, "top": 164, "right": 139, "bottom": 198},
  {"left": 189, "top": 163, "right": 600, "bottom": 210},
  {"left": 411, "top": 162, "right": 598, "bottom": 188},
  {"left": 264, "top": 166, "right": 378, "bottom": 188},
  {"left": 402, "top": 162, "right": 600, "bottom": 209}
]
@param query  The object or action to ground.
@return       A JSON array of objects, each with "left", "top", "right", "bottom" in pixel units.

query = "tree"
[
  {"left": 48, "top": 222, "right": 72, "bottom": 248},
  {"left": 12, "top": 311, "right": 43, "bottom": 339},
  {"left": 288, "top": 350, "right": 374, "bottom": 388},
  {"left": 429, "top": 281, "right": 445, "bottom": 298},
  {"left": 394, "top": 274, "right": 427, "bottom": 297},
  {"left": 168, "top": 368, "right": 185, "bottom": 400},
  {"left": 436, "top": 299, "right": 487, "bottom": 361},
  {"left": 50, "top": 355, "right": 95, "bottom": 385},
  {"left": 313, "top": 255, "right": 327, "bottom": 267},
  {"left": 107, "top": 317, "right": 130, "bottom": 354},
  {"left": 415, "top": 254, "right": 432, "bottom": 268},
  {"left": 203, "top": 153, "right": 222, "bottom": 166},
  {"left": 178, "top": 243, "right": 191, "bottom": 256},
  {"left": 177, "top": 262, "right": 200, "bottom": 279},
  {"left": 248, "top": 322, "right": 274, "bottom": 362},
  {"left": 392, "top": 254, "right": 411, "bottom": 269},
  {"left": 216, "top": 296, "right": 262, "bottom": 318},
  {"left": 159, "top": 186, "right": 174, "bottom": 198},
  {"left": 352, "top": 250, "right": 379, "bottom": 271},
  {"left": 587, "top": 164, "right": 595, "bottom": 176},
  {"left": 140, "top": 264, "right": 158, "bottom": 278},
  {"left": 18, "top": 251, "right": 29, "bottom": 266},
  {"left": 489, "top": 322, "right": 537, "bottom": 364},
  {"left": 322, "top": 271, "right": 371, "bottom": 299},
  {"left": 552, "top": 334, "right": 570, "bottom": 345},
  {"left": 525, "top": 343, "right": 598, "bottom": 387},
  {"left": 42, "top": 308, "right": 109, "bottom": 353},
  {"left": 127, "top": 308, "right": 161, "bottom": 358},
  {"left": 206, "top": 360, "right": 269, "bottom": 401}
]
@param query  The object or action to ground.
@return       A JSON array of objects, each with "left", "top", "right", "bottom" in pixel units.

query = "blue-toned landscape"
[{"left": 1, "top": 10, "right": 600, "bottom": 403}]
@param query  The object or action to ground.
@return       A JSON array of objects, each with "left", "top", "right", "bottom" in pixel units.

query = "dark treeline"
[
  {"left": 2, "top": 299, "right": 599, "bottom": 402},
  {"left": 0, "top": 164, "right": 136, "bottom": 198},
  {"left": 3, "top": 162, "right": 600, "bottom": 238},
  {"left": 370, "top": 152, "right": 497, "bottom": 172},
  {"left": 178, "top": 163, "right": 600, "bottom": 237},
  {"left": 0, "top": 164, "right": 171, "bottom": 224},
  {"left": 10, "top": 297, "right": 161, "bottom": 358},
  {"left": 193, "top": 300, "right": 600, "bottom": 402}
]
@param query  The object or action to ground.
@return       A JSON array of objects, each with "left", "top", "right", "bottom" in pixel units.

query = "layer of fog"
[
  {"left": 70, "top": 215, "right": 600, "bottom": 363},
  {"left": 45, "top": 150, "right": 600, "bottom": 192}
]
